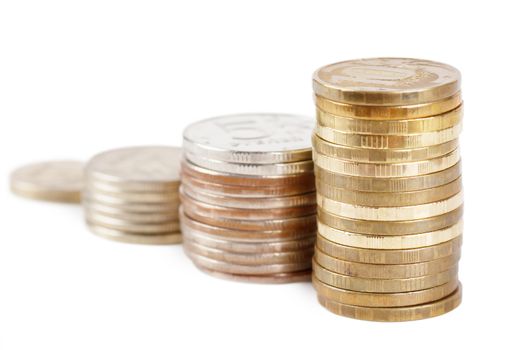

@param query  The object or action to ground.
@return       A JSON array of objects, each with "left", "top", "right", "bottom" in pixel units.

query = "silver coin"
[
  {"left": 183, "top": 113, "right": 314, "bottom": 164},
  {"left": 83, "top": 193, "right": 179, "bottom": 213},
  {"left": 84, "top": 186, "right": 180, "bottom": 203},
  {"left": 84, "top": 199, "right": 179, "bottom": 223},
  {"left": 87, "top": 223, "right": 182, "bottom": 245},
  {"left": 85, "top": 211, "right": 180, "bottom": 234}
]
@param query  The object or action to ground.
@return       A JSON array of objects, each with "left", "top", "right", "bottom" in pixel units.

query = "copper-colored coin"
[
  {"left": 85, "top": 212, "right": 180, "bottom": 234},
  {"left": 194, "top": 265, "right": 311, "bottom": 284},
  {"left": 180, "top": 211, "right": 316, "bottom": 240},
  {"left": 313, "top": 277, "right": 459, "bottom": 307},
  {"left": 184, "top": 240, "right": 314, "bottom": 265},
  {"left": 87, "top": 223, "right": 182, "bottom": 245},
  {"left": 316, "top": 235, "right": 462, "bottom": 264},
  {"left": 313, "top": 260, "right": 458, "bottom": 293},
  {"left": 83, "top": 200, "right": 179, "bottom": 223},
  {"left": 315, "top": 248, "right": 460, "bottom": 278},
  {"left": 180, "top": 190, "right": 316, "bottom": 220},
  {"left": 314, "top": 162, "right": 461, "bottom": 192},
  {"left": 182, "top": 160, "right": 315, "bottom": 187},
  {"left": 317, "top": 284, "right": 462, "bottom": 322},
  {"left": 317, "top": 205, "right": 463, "bottom": 235}
]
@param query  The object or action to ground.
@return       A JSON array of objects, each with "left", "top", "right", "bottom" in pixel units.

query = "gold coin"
[
  {"left": 316, "top": 235, "right": 462, "bottom": 264},
  {"left": 10, "top": 160, "right": 84, "bottom": 203},
  {"left": 313, "top": 149, "right": 460, "bottom": 177},
  {"left": 194, "top": 265, "right": 311, "bottom": 284},
  {"left": 317, "top": 221, "right": 463, "bottom": 249},
  {"left": 313, "top": 259, "right": 458, "bottom": 293},
  {"left": 317, "top": 284, "right": 462, "bottom": 321},
  {"left": 316, "top": 105, "right": 463, "bottom": 135},
  {"left": 314, "top": 162, "right": 461, "bottom": 192},
  {"left": 314, "top": 248, "right": 460, "bottom": 278},
  {"left": 87, "top": 223, "right": 182, "bottom": 245},
  {"left": 85, "top": 212, "right": 180, "bottom": 234},
  {"left": 313, "top": 135, "right": 458, "bottom": 163},
  {"left": 317, "top": 206, "right": 463, "bottom": 235},
  {"left": 315, "top": 93, "right": 461, "bottom": 120},
  {"left": 316, "top": 177, "right": 462, "bottom": 206},
  {"left": 184, "top": 250, "right": 312, "bottom": 275},
  {"left": 313, "top": 58, "right": 461, "bottom": 106},
  {"left": 183, "top": 240, "right": 314, "bottom": 265},
  {"left": 315, "top": 124, "right": 461, "bottom": 149},
  {"left": 313, "top": 277, "right": 458, "bottom": 307},
  {"left": 84, "top": 199, "right": 179, "bottom": 223},
  {"left": 317, "top": 191, "right": 463, "bottom": 221}
]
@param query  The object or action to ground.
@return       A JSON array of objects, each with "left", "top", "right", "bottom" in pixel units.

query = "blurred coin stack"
[
  {"left": 311, "top": 58, "right": 464, "bottom": 321},
  {"left": 83, "top": 146, "right": 183, "bottom": 244},
  {"left": 180, "top": 114, "right": 317, "bottom": 283}
]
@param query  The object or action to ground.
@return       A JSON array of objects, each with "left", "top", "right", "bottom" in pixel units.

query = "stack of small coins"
[
  {"left": 180, "top": 114, "right": 318, "bottom": 283},
  {"left": 83, "top": 146, "right": 183, "bottom": 244},
  {"left": 311, "top": 58, "right": 464, "bottom": 321}
]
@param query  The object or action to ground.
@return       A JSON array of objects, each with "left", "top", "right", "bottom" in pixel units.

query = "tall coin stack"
[
  {"left": 180, "top": 114, "right": 317, "bottom": 283},
  {"left": 83, "top": 146, "right": 183, "bottom": 244},
  {"left": 311, "top": 58, "right": 464, "bottom": 321}
]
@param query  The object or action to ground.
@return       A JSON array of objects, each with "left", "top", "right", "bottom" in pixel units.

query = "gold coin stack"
[
  {"left": 180, "top": 114, "right": 318, "bottom": 283},
  {"left": 83, "top": 146, "right": 183, "bottom": 245},
  {"left": 311, "top": 58, "right": 464, "bottom": 321}
]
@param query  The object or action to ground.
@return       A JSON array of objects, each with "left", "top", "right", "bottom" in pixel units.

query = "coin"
[
  {"left": 316, "top": 235, "right": 462, "bottom": 264},
  {"left": 87, "top": 223, "right": 182, "bottom": 245},
  {"left": 317, "top": 191, "right": 463, "bottom": 221},
  {"left": 83, "top": 193, "right": 180, "bottom": 212},
  {"left": 314, "top": 248, "right": 460, "bottom": 278},
  {"left": 313, "top": 58, "right": 461, "bottom": 106},
  {"left": 317, "top": 284, "right": 462, "bottom": 322},
  {"left": 85, "top": 212, "right": 180, "bottom": 234},
  {"left": 313, "top": 149, "right": 460, "bottom": 177},
  {"left": 313, "top": 135, "right": 458, "bottom": 163},
  {"left": 10, "top": 160, "right": 84, "bottom": 203},
  {"left": 84, "top": 200, "right": 179, "bottom": 223},
  {"left": 86, "top": 178, "right": 180, "bottom": 193},
  {"left": 316, "top": 176, "right": 462, "bottom": 206},
  {"left": 316, "top": 105, "right": 463, "bottom": 135},
  {"left": 317, "top": 221, "right": 463, "bottom": 249},
  {"left": 84, "top": 186, "right": 180, "bottom": 203},
  {"left": 182, "top": 113, "right": 314, "bottom": 164},
  {"left": 314, "top": 162, "right": 461, "bottom": 192},
  {"left": 194, "top": 265, "right": 311, "bottom": 284},
  {"left": 313, "top": 260, "right": 458, "bottom": 293},
  {"left": 313, "top": 277, "right": 458, "bottom": 307}
]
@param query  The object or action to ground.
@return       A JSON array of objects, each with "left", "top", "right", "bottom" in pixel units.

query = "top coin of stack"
[
  {"left": 83, "top": 146, "right": 183, "bottom": 245},
  {"left": 180, "top": 114, "right": 318, "bottom": 283},
  {"left": 311, "top": 58, "right": 464, "bottom": 321}
]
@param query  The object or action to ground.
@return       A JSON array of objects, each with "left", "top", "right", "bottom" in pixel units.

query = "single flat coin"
[
  {"left": 314, "top": 248, "right": 460, "bottom": 278},
  {"left": 318, "top": 206, "right": 463, "bottom": 235},
  {"left": 85, "top": 146, "right": 182, "bottom": 188},
  {"left": 10, "top": 160, "right": 84, "bottom": 203},
  {"left": 317, "top": 284, "right": 462, "bottom": 321},
  {"left": 180, "top": 190, "right": 316, "bottom": 220},
  {"left": 84, "top": 186, "right": 180, "bottom": 203},
  {"left": 316, "top": 235, "right": 462, "bottom": 264},
  {"left": 183, "top": 113, "right": 314, "bottom": 164},
  {"left": 316, "top": 105, "right": 463, "bottom": 135},
  {"left": 87, "top": 223, "right": 182, "bottom": 245},
  {"left": 181, "top": 223, "right": 316, "bottom": 253},
  {"left": 87, "top": 178, "right": 180, "bottom": 193},
  {"left": 313, "top": 58, "right": 461, "bottom": 106},
  {"left": 194, "top": 265, "right": 311, "bottom": 284},
  {"left": 316, "top": 177, "right": 462, "bottom": 206},
  {"left": 180, "top": 210, "right": 316, "bottom": 240},
  {"left": 317, "top": 191, "right": 463, "bottom": 221},
  {"left": 314, "top": 162, "right": 461, "bottom": 192},
  {"left": 184, "top": 241, "right": 314, "bottom": 265},
  {"left": 315, "top": 124, "right": 461, "bottom": 149},
  {"left": 84, "top": 199, "right": 179, "bottom": 223},
  {"left": 315, "top": 93, "right": 462, "bottom": 119},
  {"left": 317, "top": 220, "right": 463, "bottom": 249},
  {"left": 313, "top": 260, "right": 458, "bottom": 293},
  {"left": 83, "top": 193, "right": 179, "bottom": 212},
  {"left": 313, "top": 134, "right": 458, "bottom": 163},
  {"left": 181, "top": 184, "right": 316, "bottom": 209},
  {"left": 185, "top": 152, "right": 313, "bottom": 176},
  {"left": 184, "top": 250, "right": 312, "bottom": 275},
  {"left": 313, "top": 277, "right": 458, "bottom": 307},
  {"left": 85, "top": 211, "right": 180, "bottom": 234},
  {"left": 313, "top": 149, "right": 460, "bottom": 178}
]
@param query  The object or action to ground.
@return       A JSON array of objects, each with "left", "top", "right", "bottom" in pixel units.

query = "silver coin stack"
[
  {"left": 180, "top": 114, "right": 318, "bottom": 283},
  {"left": 83, "top": 146, "right": 183, "bottom": 244}
]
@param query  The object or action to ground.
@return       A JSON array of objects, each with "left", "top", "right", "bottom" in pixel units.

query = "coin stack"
[
  {"left": 180, "top": 114, "right": 317, "bottom": 283},
  {"left": 311, "top": 58, "right": 464, "bottom": 321},
  {"left": 83, "top": 146, "right": 183, "bottom": 245}
]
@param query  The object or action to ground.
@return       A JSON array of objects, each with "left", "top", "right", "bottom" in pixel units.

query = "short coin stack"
[
  {"left": 180, "top": 114, "right": 317, "bottom": 283},
  {"left": 83, "top": 146, "right": 183, "bottom": 244},
  {"left": 311, "top": 58, "right": 464, "bottom": 321}
]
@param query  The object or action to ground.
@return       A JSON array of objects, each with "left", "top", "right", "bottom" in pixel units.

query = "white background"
[{"left": 0, "top": 1, "right": 523, "bottom": 349}]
